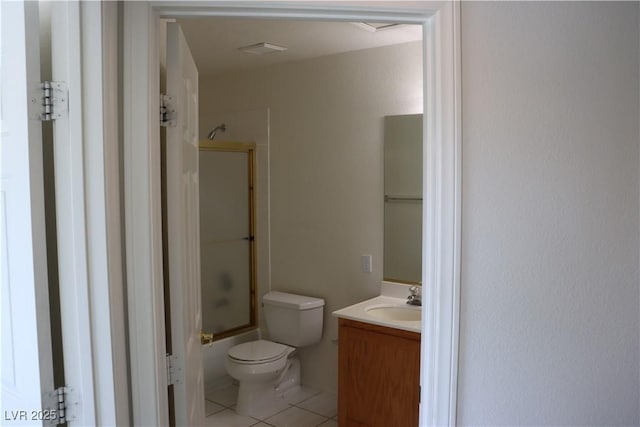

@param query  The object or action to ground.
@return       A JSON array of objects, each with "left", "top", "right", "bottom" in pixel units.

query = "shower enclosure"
[{"left": 199, "top": 141, "right": 256, "bottom": 341}]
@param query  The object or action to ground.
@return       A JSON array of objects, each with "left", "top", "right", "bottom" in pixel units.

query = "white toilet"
[{"left": 226, "top": 291, "right": 324, "bottom": 417}]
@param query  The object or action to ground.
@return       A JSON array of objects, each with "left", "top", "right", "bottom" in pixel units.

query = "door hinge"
[
  {"left": 32, "top": 81, "right": 68, "bottom": 121},
  {"left": 45, "top": 386, "right": 79, "bottom": 425},
  {"left": 166, "top": 353, "right": 182, "bottom": 386},
  {"left": 160, "top": 94, "right": 176, "bottom": 127}
]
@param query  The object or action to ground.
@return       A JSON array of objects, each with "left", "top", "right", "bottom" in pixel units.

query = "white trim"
[
  {"left": 123, "top": 2, "right": 461, "bottom": 426},
  {"left": 48, "top": 2, "right": 126, "bottom": 425},
  {"left": 100, "top": 2, "right": 131, "bottom": 424},
  {"left": 123, "top": 3, "right": 169, "bottom": 426},
  {"left": 420, "top": 2, "right": 462, "bottom": 426},
  {"left": 79, "top": 2, "right": 115, "bottom": 424},
  {"left": 79, "top": 2, "right": 131, "bottom": 425},
  {"left": 450, "top": 3, "right": 462, "bottom": 424},
  {"left": 50, "top": 3, "right": 97, "bottom": 425}
]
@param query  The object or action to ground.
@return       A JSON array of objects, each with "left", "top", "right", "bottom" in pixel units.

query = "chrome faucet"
[{"left": 406, "top": 285, "right": 422, "bottom": 306}]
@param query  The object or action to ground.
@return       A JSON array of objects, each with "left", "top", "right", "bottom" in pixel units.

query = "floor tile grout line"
[
  {"left": 314, "top": 416, "right": 332, "bottom": 427},
  {"left": 288, "top": 389, "right": 322, "bottom": 406},
  {"left": 295, "top": 392, "right": 336, "bottom": 405},
  {"left": 204, "top": 400, "right": 228, "bottom": 417},
  {"left": 257, "top": 403, "right": 298, "bottom": 422},
  {"left": 293, "top": 391, "right": 338, "bottom": 418},
  {"left": 292, "top": 402, "right": 337, "bottom": 419},
  {"left": 262, "top": 406, "right": 329, "bottom": 426},
  {"left": 285, "top": 405, "right": 334, "bottom": 423}
]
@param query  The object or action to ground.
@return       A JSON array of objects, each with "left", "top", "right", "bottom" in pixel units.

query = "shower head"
[{"left": 207, "top": 123, "right": 226, "bottom": 140}]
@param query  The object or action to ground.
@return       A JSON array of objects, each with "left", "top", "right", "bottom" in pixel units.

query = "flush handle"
[{"left": 200, "top": 331, "right": 214, "bottom": 345}]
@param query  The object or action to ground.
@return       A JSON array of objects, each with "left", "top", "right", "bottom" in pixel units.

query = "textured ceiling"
[{"left": 177, "top": 18, "right": 422, "bottom": 77}]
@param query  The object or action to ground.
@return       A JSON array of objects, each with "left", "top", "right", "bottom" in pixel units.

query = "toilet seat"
[{"left": 228, "top": 340, "right": 290, "bottom": 365}]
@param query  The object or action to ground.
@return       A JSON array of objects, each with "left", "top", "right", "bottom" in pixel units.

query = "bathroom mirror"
[
  {"left": 383, "top": 114, "right": 423, "bottom": 284},
  {"left": 199, "top": 141, "right": 257, "bottom": 340}
]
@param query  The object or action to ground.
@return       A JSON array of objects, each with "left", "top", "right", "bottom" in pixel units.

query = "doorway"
[{"left": 122, "top": 3, "right": 460, "bottom": 426}]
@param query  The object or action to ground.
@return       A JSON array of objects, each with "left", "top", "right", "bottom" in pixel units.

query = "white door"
[
  {"left": 165, "top": 22, "right": 205, "bottom": 426},
  {"left": 0, "top": 1, "right": 56, "bottom": 425}
]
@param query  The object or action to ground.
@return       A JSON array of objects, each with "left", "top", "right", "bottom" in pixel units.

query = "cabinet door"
[{"left": 339, "top": 321, "right": 420, "bottom": 426}]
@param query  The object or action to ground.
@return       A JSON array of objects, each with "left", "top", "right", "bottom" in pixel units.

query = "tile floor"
[{"left": 204, "top": 383, "right": 337, "bottom": 427}]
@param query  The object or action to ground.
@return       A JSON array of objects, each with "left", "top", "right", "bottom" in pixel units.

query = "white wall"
[
  {"left": 200, "top": 41, "right": 422, "bottom": 393},
  {"left": 458, "top": 2, "right": 640, "bottom": 425}
]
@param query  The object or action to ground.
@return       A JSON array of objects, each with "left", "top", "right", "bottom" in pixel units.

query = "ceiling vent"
[
  {"left": 352, "top": 22, "right": 403, "bottom": 33},
  {"left": 238, "top": 42, "right": 288, "bottom": 55}
]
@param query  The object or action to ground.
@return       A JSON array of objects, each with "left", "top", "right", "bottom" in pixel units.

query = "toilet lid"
[{"left": 228, "top": 340, "right": 289, "bottom": 363}]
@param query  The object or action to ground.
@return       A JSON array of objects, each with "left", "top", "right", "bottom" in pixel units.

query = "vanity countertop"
[{"left": 332, "top": 294, "right": 421, "bottom": 334}]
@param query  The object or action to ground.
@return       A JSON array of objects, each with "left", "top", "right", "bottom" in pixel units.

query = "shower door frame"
[
  {"left": 122, "top": 2, "right": 461, "bottom": 427},
  {"left": 198, "top": 141, "right": 258, "bottom": 341}
]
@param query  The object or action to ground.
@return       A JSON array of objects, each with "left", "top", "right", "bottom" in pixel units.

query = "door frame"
[
  {"left": 123, "top": 2, "right": 461, "bottom": 426},
  {"left": 53, "top": 3, "right": 132, "bottom": 425},
  {"left": 24, "top": 2, "right": 129, "bottom": 426}
]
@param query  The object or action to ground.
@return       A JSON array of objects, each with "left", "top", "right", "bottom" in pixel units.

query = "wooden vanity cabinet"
[{"left": 338, "top": 318, "right": 420, "bottom": 427}]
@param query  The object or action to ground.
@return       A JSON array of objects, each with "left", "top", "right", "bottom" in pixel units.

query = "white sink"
[
  {"left": 365, "top": 304, "right": 421, "bottom": 322},
  {"left": 333, "top": 292, "right": 422, "bottom": 333}
]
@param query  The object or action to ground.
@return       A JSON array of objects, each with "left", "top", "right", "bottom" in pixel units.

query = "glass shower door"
[{"left": 199, "top": 146, "right": 255, "bottom": 337}]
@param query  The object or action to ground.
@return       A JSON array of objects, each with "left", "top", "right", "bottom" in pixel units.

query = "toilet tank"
[{"left": 263, "top": 291, "right": 324, "bottom": 347}]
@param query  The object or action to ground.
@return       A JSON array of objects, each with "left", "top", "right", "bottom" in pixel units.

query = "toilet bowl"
[
  {"left": 226, "top": 339, "right": 294, "bottom": 382},
  {"left": 226, "top": 340, "right": 298, "bottom": 416},
  {"left": 225, "top": 291, "right": 324, "bottom": 417}
]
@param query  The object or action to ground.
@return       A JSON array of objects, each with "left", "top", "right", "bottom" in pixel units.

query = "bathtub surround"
[{"left": 200, "top": 40, "right": 422, "bottom": 393}]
